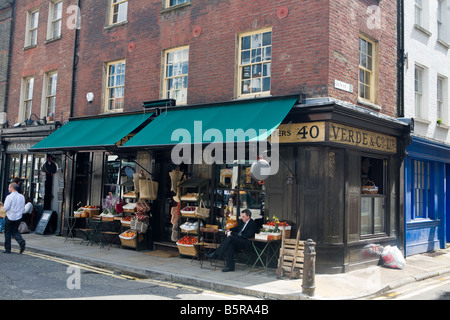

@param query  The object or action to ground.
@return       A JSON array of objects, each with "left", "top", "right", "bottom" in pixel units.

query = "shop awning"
[
  {"left": 29, "top": 112, "right": 153, "bottom": 152},
  {"left": 121, "top": 96, "right": 298, "bottom": 148}
]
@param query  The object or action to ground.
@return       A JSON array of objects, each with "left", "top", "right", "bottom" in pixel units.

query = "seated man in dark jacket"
[{"left": 206, "top": 209, "right": 257, "bottom": 272}]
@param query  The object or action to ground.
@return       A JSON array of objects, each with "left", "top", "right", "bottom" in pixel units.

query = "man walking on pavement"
[{"left": 3, "top": 183, "right": 26, "bottom": 254}]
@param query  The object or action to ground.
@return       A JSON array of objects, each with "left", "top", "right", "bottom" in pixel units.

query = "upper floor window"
[
  {"left": 26, "top": 9, "right": 39, "bottom": 47},
  {"left": 110, "top": 0, "right": 128, "bottom": 25},
  {"left": 414, "top": 65, "right": 425, "bottom": 118},
  {"left": 238, "top": 28, "right": 272, "bottom": 97},
  {"left": 358, "top": 36, "right": 377, "bottom": 103},
  {"left": 415, "top": 0, "right": 424, "bottom": 27},
  {"left": 48, "top": 1, "right": 62, "bottom": 40},
  {"left": 22, "top": 77, "right": 34, "bottom": 121},
  {"left": 105, "top": 60, "right": 126, "bottom": 112},
  {"left": 165, "top": 0, "right": 190, "bottom": 8},
  {"left": 45, "top": 71, "right": 58, "bottom": 118},
  {"left": 163, "top": 46, "right": 189, "bottom": 105}
]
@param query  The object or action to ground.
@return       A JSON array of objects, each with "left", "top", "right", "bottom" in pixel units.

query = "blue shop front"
[{"left": 404, "top": 136, "right": 450, "bottom": 256}]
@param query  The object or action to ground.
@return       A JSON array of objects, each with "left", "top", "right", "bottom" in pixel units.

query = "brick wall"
[
  {"left": 7, "top": 0, "right": 398, "bottom": 121},
  {"left": 6, "top": 0, "right": 77, "bottom": 125}
]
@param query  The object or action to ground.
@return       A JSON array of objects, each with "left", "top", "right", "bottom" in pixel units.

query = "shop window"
[
  {"left": 103, "top": 155, "right": 136, "bottom": 199},
  {"left": 412, "top": 160, "right": 431, "bottom": 219},
  {"left": 238, "top": 28, "right": 272, "bottom": 97},
  {"left": 361, "top": 156, "right": 386, "bottom": 236},
  {"left": 215, "top": 162, "right": 265, "bottom": 228}
]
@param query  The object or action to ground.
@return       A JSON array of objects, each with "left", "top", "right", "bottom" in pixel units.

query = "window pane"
[
  {"left": 251, "top": 34, "right": 261, "bottom": 48},
  {"left": 262, "top": 32, "right": 272, "bottom": 46},
  {"left": 242, "top": 36, "right": 251, "bottom": 50},
  {"left": 241, "top": 50, "right": 250, "bottom": 65}
]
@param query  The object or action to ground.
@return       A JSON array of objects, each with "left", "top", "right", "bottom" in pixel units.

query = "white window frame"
[
  {"left": 109, "top": 0, "right": 128, "bottom": 25},
  {"left": 164, "top": 0, "right": 190, "bottom": 8},
  {"left": 237, "top": 28, "right": 272, "bottom": 98},
  {"left": 162, "top": 46, "right": 189, "bottom": 105},
  {"left": 437, "top": 75, "right": 448, "bottom": 124},
  {"left": 20, "top": 77, "right": 34, "bottom": 122},
  {"left": 26, "top": 9, "right": 39, "bottom": 47},
  {"left": 105, "top": 60, "right": 126, "bottom": 112},
  {"left": 415, "top": 0, "right": 424, "bottom": 27},
  {"left": 415, "top": 65, "right": 426, "bottom": 118},
  {"left": 44, "top": 71, "right": 58, "bottom": 118},
  {"left": 47, "top": 1, "right": 62, "bottom": 40}
]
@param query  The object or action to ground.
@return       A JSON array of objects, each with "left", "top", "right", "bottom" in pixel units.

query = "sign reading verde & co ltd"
[{"left": 272, "top": 122, "right": 397, "bottom": 154}]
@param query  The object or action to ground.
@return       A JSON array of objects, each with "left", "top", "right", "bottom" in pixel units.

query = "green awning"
[
  {"left": 30, "top": 112, "right": 153, "bottom": 152},
  {"left": 122, "top": 96, "right": 297, "bottom": 148}
]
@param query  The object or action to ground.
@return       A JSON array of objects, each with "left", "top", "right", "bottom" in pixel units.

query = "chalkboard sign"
[{"left": 35, "top": 210, "right": 54, "bottom": 235}]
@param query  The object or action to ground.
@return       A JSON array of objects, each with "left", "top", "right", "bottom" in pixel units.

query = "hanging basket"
[{"left": 361, "top": 180, "right": 379, "bottom": 194}]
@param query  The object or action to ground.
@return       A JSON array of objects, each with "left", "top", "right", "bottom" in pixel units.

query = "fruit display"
[
  {"left": 177, "top": 235, "right": 198, "bottom": 246},
  {"left": 121, "top": 231, "right": 136, "bottom": 238}
]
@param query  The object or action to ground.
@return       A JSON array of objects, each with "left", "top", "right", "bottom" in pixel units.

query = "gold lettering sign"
[
  {"left": 272, "top": 121, "right": 397, "bottom": 154},
  {"left": 271, "top": 122, "right": 326, "bottom": 143},
  {"left": 329, "top": 122, "right": 397, "bottom": 153}
]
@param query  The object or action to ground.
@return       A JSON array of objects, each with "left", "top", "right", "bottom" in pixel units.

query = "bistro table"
[
  {"left": 65, "top": 216, "right": 86, "bottom": 243},
  {"left": 248, "top": 238, "right": 281, "bottom": 271}
]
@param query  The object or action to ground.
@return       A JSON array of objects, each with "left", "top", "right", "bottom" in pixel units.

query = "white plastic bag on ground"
[{"left": 381, "top": 245, "right": 406, "bottom": 270}]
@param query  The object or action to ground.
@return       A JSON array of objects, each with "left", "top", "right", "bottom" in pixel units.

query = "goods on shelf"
[
  {"left": 180, "top": 221, "right": 203, "bottom": 233},
  {"left": 121, "top": 216, "right": 132, "bottom": 226},
  {"left": 122, "top": 203, "right": 137, "bottom": 213},
  {"left": 180, "top": 206, "right": 197, "bottom": 217},
  {"left": 180, "top": 193, "right": 199, "bottom": 201}
]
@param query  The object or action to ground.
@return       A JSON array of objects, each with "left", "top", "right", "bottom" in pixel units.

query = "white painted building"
[
  {"left": 404, "top": 0, "right": 450, "bottom": 140},
  {"left": 403, "top": 0, "right": 450, "bottom": 256}
]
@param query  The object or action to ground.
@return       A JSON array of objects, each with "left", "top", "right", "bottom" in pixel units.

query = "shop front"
[
  {"left": 1, "top": 124, "right": 62, "bottom": 232},
  {"left": 262, "top": 99, "right": 412, "bottom": 273},
  {"left": 29, "top": 112, "right": 154, "bottom": 246},
  {"left": 404, "top": 136, "right": 450, "bottom": 256}
]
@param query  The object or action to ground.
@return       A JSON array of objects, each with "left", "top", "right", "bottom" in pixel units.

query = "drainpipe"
[
  {"left": 397, "top": 0, "right": 405, "bottom": 118},
  {"left": 69, "top": 0, "right": 81, "bottom": 118}
]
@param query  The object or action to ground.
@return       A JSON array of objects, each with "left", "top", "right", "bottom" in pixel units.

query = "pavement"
[{"left": 2, "top": 232, "right": 450, "bottom": 300}]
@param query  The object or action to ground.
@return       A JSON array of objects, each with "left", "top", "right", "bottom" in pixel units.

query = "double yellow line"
[
  {"left": 12, "top": 248, "right": 202, "bottom": 293},
  {"left": 11, "top": 248, "right": 138, "bottom": 281}
]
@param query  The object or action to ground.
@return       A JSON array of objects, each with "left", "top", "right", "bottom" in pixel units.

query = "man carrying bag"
[{"left": 3, "top": 183, "right": 26, "bottom": 254}]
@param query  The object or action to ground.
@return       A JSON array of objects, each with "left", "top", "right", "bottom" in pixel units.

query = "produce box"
[
  {"left": 177, "top": 235, "right": 198, "bottom": 256},
  {"left": 82, "top": 207, "right": 100, "bottom": 217},
  {"left": 119, "top": 229, "right": 144, "bottom": 248}
]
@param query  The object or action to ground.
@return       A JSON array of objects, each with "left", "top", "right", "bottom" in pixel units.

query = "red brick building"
[
  {"left": 73, "top": 0, "right": 398, "bottom": 117},
  {"left": 1, "top": 0, "right": 77, "bottom": 218},
  {"left": 20, "top": 0, "right": 410, "bottom": 273}
]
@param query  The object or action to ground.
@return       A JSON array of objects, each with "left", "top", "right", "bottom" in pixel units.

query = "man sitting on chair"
[{"left": 206, "top": 209, "right": 257, "bottom": 272}]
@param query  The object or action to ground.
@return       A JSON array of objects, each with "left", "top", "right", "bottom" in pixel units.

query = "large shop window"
[
  {"left": 361, "top": 156, "right": 386, "bottom": 236},
  {"left": 214, "top": 162, "right": 265, "bottom": 227},
  {"left": 412, "top": 159, "right": 431, "bottom": 219},
  {"left": 7, "top": 154, "right": 45, "bottom": 204},
  {"left": 103, "top": 154, "right": 136, "bottom": 199}
]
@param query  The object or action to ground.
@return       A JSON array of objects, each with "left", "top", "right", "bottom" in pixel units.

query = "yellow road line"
[{"left": 12, "top": 249, "right": 138, "bottom": 280}]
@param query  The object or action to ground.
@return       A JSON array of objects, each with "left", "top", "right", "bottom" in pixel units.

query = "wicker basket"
[
  {"left": 177, "top": 243, "right": 198, "bottom": 256},
  {"left": 362, "top": 180, "right": 379, "bottom": 194},
  {"left": 119, "top": 229, "right": 144, "bottom": 248}
]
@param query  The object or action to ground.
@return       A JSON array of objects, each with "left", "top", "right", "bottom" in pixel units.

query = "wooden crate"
[{"left": 276, "top": 230, "right": 304, "bottom": 279}]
